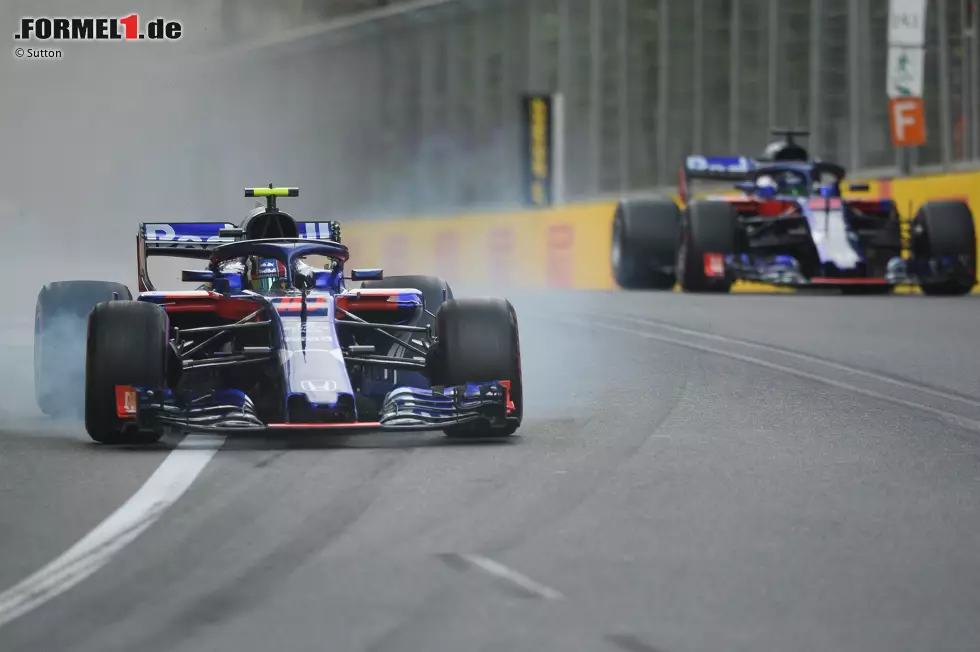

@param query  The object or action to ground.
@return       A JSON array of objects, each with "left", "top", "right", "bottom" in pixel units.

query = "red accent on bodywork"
[
  {"left": 335, "top": 293, "right": 401, "bottom": 316},
  {"left": 352, "top": 289, "right": 414, "bottom": 297},
  {"left": 703, "top": 253, "right": 725, "bottom": 278},
  {"left": 712, "top": 196, "right": 759, "bottom": 210},
  {"left": 711, "top": 197, "right": 796, "bottom": 218},
  {"left": 157, "top": 292, "right": 262, "bottom": 321},
  {"left": 810, "top": 277, "right": 890, "bottom": 285},
  {"left": 115, "top": 385, "right": 137, "bottom": 419},
  {"left": 808, "top": 197, "right": 843, "bottom": 210},
  {"left": 846, "top": 199, "right": 889, "bottom": 213},
  {"left": 499, "top": 380, "right": 516, "bottom": 414},
  {"left": 162, "top": 304, "right": 222, "bottom": 313},
  {"left": 275, "top": 297, "right": 329, "bottom": 313},
  {"left": 755, "top": 200, "right": 798, "bottom": 217},
  {"left": 154, "top": 291, "right": 218, "bottom": 298}
]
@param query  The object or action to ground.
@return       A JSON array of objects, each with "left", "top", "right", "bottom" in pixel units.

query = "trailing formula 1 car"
[
  {"left": 612, "top": 130, "right": 977, "bottom": 295},
  {"left": 34, "top": 186, "right": 522, "bottom": 443}
]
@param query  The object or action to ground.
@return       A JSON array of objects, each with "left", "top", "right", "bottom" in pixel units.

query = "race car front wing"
[
  {"left": 115, "top": 380, "right": 517, "bottom": 436},
  {"left": 713, "top": 253, "right": 974, "bottom": 288}
]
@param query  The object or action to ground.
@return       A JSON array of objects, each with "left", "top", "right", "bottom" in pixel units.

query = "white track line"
[
  {"left": 0, "top": 434, "right": 225, "bottom": 630},
  {"left": 562, "top": 317, "right": 980, "bottom": 433},
  {"left": 459, "top": 554, "right": 565, "bottom": 600}
]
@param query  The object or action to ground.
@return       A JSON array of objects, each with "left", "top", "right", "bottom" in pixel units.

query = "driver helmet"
[
  {"left": 756, "top": 175, "right": 780, "bottom": 196},
  {"left": 776, "top": 172, "right": 807, "bottom": 196},
  {"left": 757, "top": 172, "right": 806, "bottom": 197},
  {"left": 247, "top": 257, "right": 287, "bottom": 291}
]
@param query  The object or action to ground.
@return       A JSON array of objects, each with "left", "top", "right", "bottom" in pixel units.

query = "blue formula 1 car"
[
  {"left": 612, "top": 130, "right": 977, "bottom": 295},
  {"left": 33, "top": 186, "right": 522, "bottom": 444}
]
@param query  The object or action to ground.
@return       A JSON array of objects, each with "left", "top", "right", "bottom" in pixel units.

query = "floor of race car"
[{"left": 2, "top": 290, "right": 980, "bottom": 652}]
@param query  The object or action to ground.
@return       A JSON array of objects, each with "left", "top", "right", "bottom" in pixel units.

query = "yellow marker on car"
[{"left": 244, "top": 187, "right": 299, "bottom": 197}]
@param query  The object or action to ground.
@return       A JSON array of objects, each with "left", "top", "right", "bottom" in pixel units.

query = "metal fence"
[{"left": 201, "top": 0, "right": 980, "bottom": 220}]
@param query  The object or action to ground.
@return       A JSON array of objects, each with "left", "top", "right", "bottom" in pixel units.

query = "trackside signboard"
[
  {"left": 520, "top": 93, "right": 555, "bottom": 208},
  {"left": 887, "top": 0, "right": 927, "bottom": 46},
  {"left": 887, "top": 0, "right": 928, "bottom": 147}
]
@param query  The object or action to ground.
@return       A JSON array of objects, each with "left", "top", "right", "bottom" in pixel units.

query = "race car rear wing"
[
  {"left": 141, "top": 222, "right": 237, "bottom": 259},
  {"left": 678, "top": 155, "right": 757, "bottom": 203},
  {"left": 136, "top": 221, "right": 343, "bottom": 291}
]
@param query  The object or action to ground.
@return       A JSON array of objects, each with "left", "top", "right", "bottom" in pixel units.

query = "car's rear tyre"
[
  {"left": 428, "top": 298, "right": 522, "bottom": 438},
  {"left": 912, "top": 201, "right": 977, "bottom": 296},
  {"left": 677, "top": 200, "right": 738, "bottom": 293},
  {"left": 611, "top": 199, "right": 679, "bottom": 290},
  {"left": 34, "top": 280, "right": 132, "bottom": 417},
  {"left": 85, "top": 300, "right": 168, "bottom": 444}
]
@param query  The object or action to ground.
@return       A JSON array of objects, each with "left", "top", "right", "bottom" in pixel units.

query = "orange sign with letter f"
[{"left": 889, "top": 97, "right": 926, "bottom": 147}]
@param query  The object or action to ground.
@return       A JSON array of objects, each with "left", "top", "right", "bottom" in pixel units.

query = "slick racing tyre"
[
  {"left": 429, "top": 298, "right": 522, "bottom": 438},
  {"left": 85, "top": 300, "right": 168, "bottom": 445},
  {"left": 612, "top": 199, "right": 680, "bottom": 290},
  {"left": 912, "top": 201, "right": 977, "bottom": 296},
  {"left": 34, "top": 280, "right": 132, "bottom": 417},
  {"left": 677, "top": 200, "right": 738, "bottom": 293}
]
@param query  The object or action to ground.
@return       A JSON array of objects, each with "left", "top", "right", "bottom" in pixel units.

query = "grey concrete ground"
[{"left": 1, "top": 290, "right": 979, "bottom": 652}]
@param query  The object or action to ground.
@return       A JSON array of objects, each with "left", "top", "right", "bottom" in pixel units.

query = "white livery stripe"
[{"left": 0, "top": 434, "right": 224, "bottom": 630}]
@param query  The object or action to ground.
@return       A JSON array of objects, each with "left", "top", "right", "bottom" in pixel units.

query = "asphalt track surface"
[{"left": 2, "top": 290, "right": 980, "bottom": 652}]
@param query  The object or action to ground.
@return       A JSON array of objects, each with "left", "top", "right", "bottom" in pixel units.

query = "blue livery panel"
[
  {"left": 143, "top": 223, "right": 236, "bottom": 251},
  {"left": 296, "top": 222, "right": 341, "bottom": 241},
  {"left": 142, "top": 221, "right": 342, "bottom": 253},
  {"left": 684, "top": 155, "right": 756, "bottom": 179},
  {"left": 267, "top": 295, "right": 354, "bottom": 414}
]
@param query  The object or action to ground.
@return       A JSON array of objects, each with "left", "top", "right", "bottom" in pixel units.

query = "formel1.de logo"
[{"left": 14, "top": 15, "right": 182, "bottom": 41}]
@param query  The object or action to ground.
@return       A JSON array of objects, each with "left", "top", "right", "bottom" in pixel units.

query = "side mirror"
[
  {"left": 182, "top": 270, "right": 215, "bottom": 283},
  {"left": 312, "top": 270, "right": 334, "bottom": 290},
  {"left": 212, "top": 277, "right": 231, "bottom": 294},
  {"left": 849, "top": 183, "right": 870, "bottom": 192},
  {"left": 734, "top": 181, "right": 756, "bottom": 194},
  {"left": 350, "top": 268, "right": 384, "bottom": 282}
]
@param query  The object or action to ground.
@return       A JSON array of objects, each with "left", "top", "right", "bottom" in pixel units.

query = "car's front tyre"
[
  {"left": 911, "top": 201, "right": 977, "bottom": 296},
  {"left": 85, "top": 300, "right": 169, "bottom": 444},
  {"left": 428, "top": 298, "right": 522, "bottom": 438},
  {"left": 677, "top": 200, "right": 738, "bottom": 293}
]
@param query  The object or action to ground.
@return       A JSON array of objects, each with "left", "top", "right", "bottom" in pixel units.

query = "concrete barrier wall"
[
  {"left": 342, "top": 171, "right": 980, "bottom": 292},
  {"left": 343, "top": 201, "right": 619, "bottom": 290}
]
